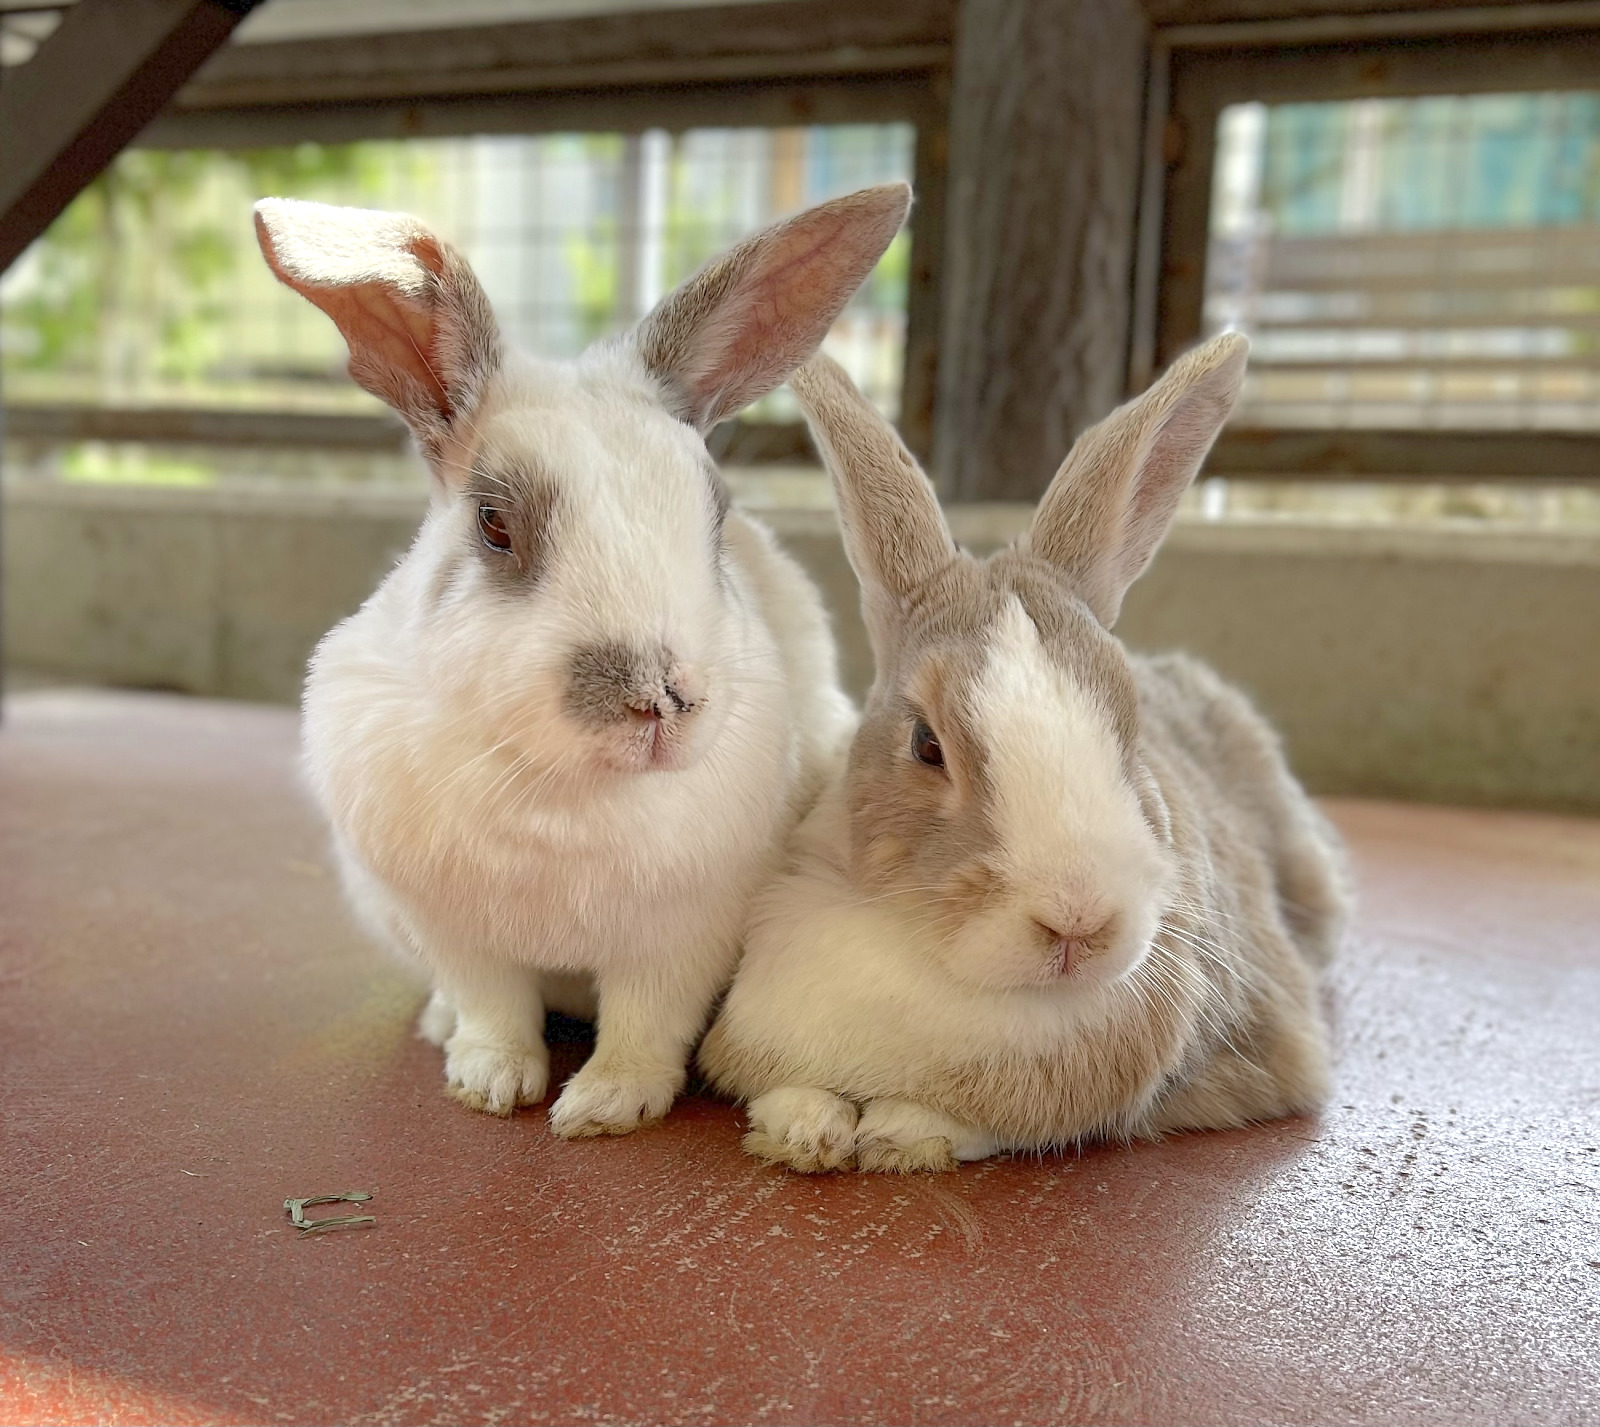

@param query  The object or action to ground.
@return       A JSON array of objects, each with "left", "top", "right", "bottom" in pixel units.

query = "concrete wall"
[
  {"left": 6, "top": 481, "right": 1599, "bottom": 811},
  {"left": 2, "top": 484, "right": 422, "bottom": 705}
]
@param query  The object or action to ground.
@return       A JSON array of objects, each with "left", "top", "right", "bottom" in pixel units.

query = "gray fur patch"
[
  {"left": 565, "top": 641, "right": 673, "bottom": 728},
  {"left": 465, "top": 463, "right": 559, "bottom": 590}
]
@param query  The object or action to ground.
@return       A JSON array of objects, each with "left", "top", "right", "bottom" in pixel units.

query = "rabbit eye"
[
  {"left": 911, "top": 720, "right": 945, "bottom": 769},
  {"left": 477, "top": 505, "right": 513, "bottom": 553}
]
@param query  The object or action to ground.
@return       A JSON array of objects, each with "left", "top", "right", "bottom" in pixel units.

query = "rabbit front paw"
[
  {"left": 548, "top": 1061, "right": 681, "bottom": 1137},
  {"left": 416, "top": 989, "right": 456, "bottom": 1047},
  {"left": 444, "top": 1033, "right": 550, "bottom": 1116},
  {"left": 743, "top": 1087, "right": 859, "bottom": 1172},
  {"left": 854, "top": 1098, "right": 1000, "bottom": 1173}
]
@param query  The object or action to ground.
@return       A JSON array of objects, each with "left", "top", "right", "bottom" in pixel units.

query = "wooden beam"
[
  {"left": 3, "top": 404, "right": 829, "bottom": 465},
  {"left": 12, "top": 406, "right": 1596, "bottom": 482},
  {"left": 1143, "top": 0, "right": 1600, "bottom": 26},
  {"left": 1207, "top": 427, "right": 1600, "bottom": 482},
  {"left": 139, "top": 72, "right": 939, "bottom": 149},
  {"left": 897, "top": 74, "right": 952, "bottom": 462},
  {"left": 708, "top": 420, "right": 816, "bottom": 465},
  {"left": 1152, "top": 46, "right": 1222, "bottom": 377},
  {"left": 933, "top": 0, "right": 1150, "bottom": 501},
  {"left": 1168, "top": 21, "right": 1600, "bottom": 105},
  {"left": 171, "top": 0, "right": 954, "bottom": 111},
  {"left": 1127, "top": 33, "right": 1173, "bottom": 393},
  {"left": 2, "top": 405, "right": 408, "bottom": 450},
  {"left": 0, "top": 0, "right": 260, "bottom": 271}
]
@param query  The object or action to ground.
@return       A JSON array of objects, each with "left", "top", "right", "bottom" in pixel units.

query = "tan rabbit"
[{"left": 698, "top": 335, "right": 1348, "bottom": 1171}]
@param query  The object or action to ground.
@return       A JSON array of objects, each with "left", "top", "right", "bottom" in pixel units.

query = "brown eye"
[
  {"left": 911, "top": 720, "right": 944, "bottom": 769},
  {"left": 477, "top": 505, "right": 513, "bottom": 553}
]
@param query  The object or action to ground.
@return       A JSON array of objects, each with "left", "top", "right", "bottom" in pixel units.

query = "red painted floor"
[{"left": 1, "top": 688, "right": 1597, "bottom": 1426}]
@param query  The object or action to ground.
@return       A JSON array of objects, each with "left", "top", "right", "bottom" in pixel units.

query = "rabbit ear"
[
  {"left": 254, "top": 199, "right": 500, "bottom": 457},
  {"left": 1024, "top": 333, "right": 1248, "bottom": 627},
  {"left": 634, "top": 183, "right": 911, "bottom": 433},
  {"left": 791, "top": 354, "right": 955, "bottom": 650}
]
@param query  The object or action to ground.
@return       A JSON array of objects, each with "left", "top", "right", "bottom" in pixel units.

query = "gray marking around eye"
[{"left": 466, "top": 463, "right": 559, "bottom": 589}]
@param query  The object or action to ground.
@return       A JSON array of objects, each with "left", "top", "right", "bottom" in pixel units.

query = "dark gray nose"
[{"left": 564, "top": 641, "right": 696, "bottom": 728}]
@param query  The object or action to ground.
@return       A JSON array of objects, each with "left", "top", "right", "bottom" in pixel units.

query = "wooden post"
[
  {"left": 899, "top": 74, "right": 951, "bottom": 465},
  {"left": 933, "top": 0, "right": 1149, "bottom": 501}
]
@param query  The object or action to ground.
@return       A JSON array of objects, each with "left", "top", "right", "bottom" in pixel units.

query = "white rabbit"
[
  {"left": 698, "top": 336, "right": 1349, "bottom": 1171},
  {"left": 254, "top": 185, "right": 911, "bottom": 1135}
]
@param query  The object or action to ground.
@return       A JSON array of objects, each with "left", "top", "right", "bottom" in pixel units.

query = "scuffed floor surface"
[{"left": 1, "top": 688, "right": 1596, "bottom": 1427}]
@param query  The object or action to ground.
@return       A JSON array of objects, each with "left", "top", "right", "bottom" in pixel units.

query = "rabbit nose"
[
  {"left": 1033, "top": 915, "right": 1112, "bottom": 975},
  {"left": 634, "top": 684, "right": 692, "bottom": 722},
  {"left": 661, "top": 664, "right": 707, "bottom": 714},
  {"left": 565, "top": 642, "right": 706, "bottom": 729}
]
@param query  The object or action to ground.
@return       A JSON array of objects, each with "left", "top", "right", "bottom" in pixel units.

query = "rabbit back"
[
  {"left": 1134, "top": 651, "right": 1348, "bottom": 972},
  {"left": 1125, "top": 651, "right": 1344, "bottom": 1136}
]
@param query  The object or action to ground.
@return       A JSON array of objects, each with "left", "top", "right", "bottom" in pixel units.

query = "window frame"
[
  {"left": 1133, "top": 11, "right": 1600, "bottom": 484},
  {"left": 115, "top": 8, "right": 954, "bottom": 465}
]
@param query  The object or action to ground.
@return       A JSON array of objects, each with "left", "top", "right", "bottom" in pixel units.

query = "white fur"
[
  {"left": 302, "top": 343, "right": 853, "bottom": 1134},
  {"left": 943, "top": 598, "right": 1171, "bottom": 991},
  {"left": 855, "top": 1099, "right": 1001, "bottom": 1171},
  {"left": 263, "top": 189, "right": 911, "bottom": 1135},
  {"left": 745, "top": 1087, "right": 859, "bottom": 1172}
]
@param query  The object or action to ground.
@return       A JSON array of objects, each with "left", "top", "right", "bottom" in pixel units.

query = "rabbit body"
[
  {"left": 701, "top": 643, "right": 1343, "bottom": 1168},
  {"left": 257, "top": 187, "right": 908, "bottom": 1134},
  {"left": 698, "top": 339, "right": 1348, "bottom": 1170},
  {"left": 309, "top": 453, "right": 852, "bottom": 1132}
]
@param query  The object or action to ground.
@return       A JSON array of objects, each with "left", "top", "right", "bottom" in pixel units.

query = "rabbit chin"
[
  {"left": 582, "top": 695, "right": 726, "bottom": 776},
  {"left": 937, "top": 898, "right": 1165, "bottom": 994},
  {"left": 593, "top": 719, "right": 707, "bottom": 774}
]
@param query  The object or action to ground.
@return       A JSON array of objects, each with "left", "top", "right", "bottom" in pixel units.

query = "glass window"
[{"left": 1205, "top": 94, "right": 1600, "bottom": 434}]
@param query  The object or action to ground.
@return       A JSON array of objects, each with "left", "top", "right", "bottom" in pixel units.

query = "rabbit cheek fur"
[
  {"left": 260, "top": 187, "right": 910, "bottom": 1134},
  {"left": 698, "top": 339, "right": 1348, "bottom": 1171}
]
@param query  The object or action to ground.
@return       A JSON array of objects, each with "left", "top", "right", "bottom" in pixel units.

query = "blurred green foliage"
[
  {"left": 1, "top": 143, "right": 388, "bottom": 395},
  {"left": 0, "top": 126, "right": 916, "bottom": 459}
]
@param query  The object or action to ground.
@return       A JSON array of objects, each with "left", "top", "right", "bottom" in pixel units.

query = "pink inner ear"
[
  {"left": 351, "top": 284, "right": 448, "bottom": 411},
  {"left": 716, "top": 211, "right": 862, "bottom": 373},
  {"left": 301, "top": 280, "right": 449, "bottom": 416},
  {"left": 256, "top": 210, "right": 455, "bottom": 421},
  {"left": 653, "top": 186, "right": 910, "bottom": 430}
]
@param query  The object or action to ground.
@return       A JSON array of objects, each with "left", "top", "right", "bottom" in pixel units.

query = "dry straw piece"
[{"left": 283, "top": 1191, "right": 375, "bottom": 1235}]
